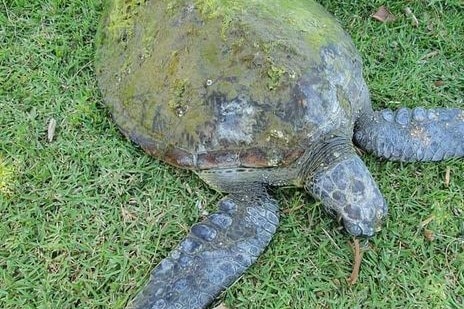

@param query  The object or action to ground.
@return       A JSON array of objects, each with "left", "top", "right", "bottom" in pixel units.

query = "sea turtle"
[{"left": 94, "top": 0, "right": 464, "bottom": 308}]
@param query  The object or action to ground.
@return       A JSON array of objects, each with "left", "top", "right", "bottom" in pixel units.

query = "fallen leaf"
[
  {"left": 434, "top": 80, "right": 444, "bottom": 87},
  {"left": 47, "top": 118, "right": 57, "bottom": 142},
  {"left": 371, "top": 6, "right": 396, "bottom": 23},
  {"left": 423, "top": 229, "right": 435, "bottom": 242}
]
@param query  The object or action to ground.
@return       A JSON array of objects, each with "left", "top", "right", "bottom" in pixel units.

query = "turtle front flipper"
[
  {"left": 354, "top": 108, "right": 464, "bottom": 162},
  {"left": 128, "top": 187, "right": 279, "bottom": 309}
]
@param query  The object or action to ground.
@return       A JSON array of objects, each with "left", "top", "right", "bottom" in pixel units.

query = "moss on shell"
[
  {"left": 96, "top": 0, "right": 356, "bottom": 154},
  {"left": 105, "top": 0, "right": 148, "bottom": 39},
  {"left": 168, "top": 79, "right": 191, "bottom": 117}
]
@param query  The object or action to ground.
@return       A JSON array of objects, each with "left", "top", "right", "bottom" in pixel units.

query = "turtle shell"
[{"left": 95, "top": 0, "right": 367, "bottom": 170}]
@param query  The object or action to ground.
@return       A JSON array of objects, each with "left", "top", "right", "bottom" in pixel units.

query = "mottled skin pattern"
[
  {"left": 309, "top": 156, "right": 386, "bottom": 236},
  {"left": 94, "top": 1, "right": 464, "bottom": 308},
  {"left": 355, "top": 107, "right": 464, "bottom": 161},
  {"left": 131, "top": 189, "right": 279, "bottom": 309}
]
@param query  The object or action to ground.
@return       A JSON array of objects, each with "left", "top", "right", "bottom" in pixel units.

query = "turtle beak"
[
  {"left": 343, "top": 221, "right": 374, "bottom": 237},
  {"left": 342, "top": 205, "right": 386, "bottom": 237}
]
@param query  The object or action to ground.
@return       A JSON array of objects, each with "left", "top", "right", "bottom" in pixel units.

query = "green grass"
[{"left": 1, "top": 0, "right": 463, "bottom": 308}]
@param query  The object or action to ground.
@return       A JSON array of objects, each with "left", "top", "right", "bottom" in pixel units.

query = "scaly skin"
[
  {"left": 128, "top": 187, "right": 279, "bottom": 309},
  {"left": 306, "top": 155, "right": 387, "bottom": 236},
  {"left": 354, "top": 107, "right": 464, "bottom": 162}
]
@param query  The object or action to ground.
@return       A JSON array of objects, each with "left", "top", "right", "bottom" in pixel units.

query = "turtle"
[{"left": 94, "top": 0, "right": 464, "bottom": 308}]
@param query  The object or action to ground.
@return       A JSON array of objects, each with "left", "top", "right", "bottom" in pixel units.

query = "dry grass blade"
[
  {"left": 404, "top": 7, "right": 419, "bottom": 27},
  {"left": 419, "top": 215, "right": 435, "bottom": 229},
  {"left": 444, "top": 166, "right": 451, "bottom": 187},
  {"left": 420, "top": 50, "right": 439, "bottom": 60},
  {"left": 347, "top": 238, "right": 363, "bottom": 285}
]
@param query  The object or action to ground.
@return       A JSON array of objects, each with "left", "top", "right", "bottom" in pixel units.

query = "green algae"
[
  {"left": 105, "top": 0, "right": 148, "bottom": 39},
  {"left": 95, "top": 0, "right": 354, "bottom": 153},
  {"left": 267, "top": 65, "right": 288, "bottom": 91},
  {"left": 168, "top": 79, "right": 191, "bottom": 116},
  {"left": 194, "top": 0, "right": 342, "bottom": 45}
]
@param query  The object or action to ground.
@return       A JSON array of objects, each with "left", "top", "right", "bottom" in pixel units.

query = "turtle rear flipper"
[
  {"left": 129, "top": 187, "right": 279, "bottom": 309},
  {"left": 354, "top": 108, "right": 464, "bottom": 162}
]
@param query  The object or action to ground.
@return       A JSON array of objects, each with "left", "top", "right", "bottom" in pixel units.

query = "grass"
[{"left": 1, "top": 0, "right": 463, "bottom": 308}]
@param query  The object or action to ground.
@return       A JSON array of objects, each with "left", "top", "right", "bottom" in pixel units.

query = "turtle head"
[{"left": 306, "top": 155, "right": 388, "bottom": 237}]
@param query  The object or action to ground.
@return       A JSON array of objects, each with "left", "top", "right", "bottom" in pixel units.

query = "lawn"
[{"left": 1, "top": 0, "right": 463, "bottom": 308}]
